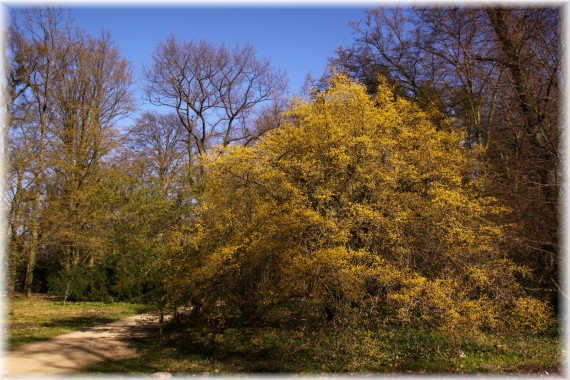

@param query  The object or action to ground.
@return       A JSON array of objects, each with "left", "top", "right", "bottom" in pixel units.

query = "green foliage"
[
  {"left": 48, "top": 264, "right": 111, "bottom": 302},
  {"left": 46, "top": 259, "right": 151, "bottom": 303},
  {"left": 96, "top": 161, "right": 197, "bottom": 309},
  {"left": 179, "top": 74, "right": 553, "bottom": 334}
]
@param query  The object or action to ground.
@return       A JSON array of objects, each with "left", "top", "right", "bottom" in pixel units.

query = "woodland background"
[{"left": 6, "top": 7, "right": 561, "bottom": 340}]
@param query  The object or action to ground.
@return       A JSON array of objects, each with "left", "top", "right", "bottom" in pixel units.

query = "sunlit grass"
[{"left": 6, "top": 294, "right": 150, "bottom": 348}]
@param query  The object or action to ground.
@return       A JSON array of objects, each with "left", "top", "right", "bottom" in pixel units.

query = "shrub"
[{"left": 177, "top": 74, "right": 553, "bottom": 334}]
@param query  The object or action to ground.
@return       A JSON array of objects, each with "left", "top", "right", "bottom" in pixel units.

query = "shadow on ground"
[
  {"left": 41, "top": 316, "right": 117, "bottom": 331},
  {"left": 85, "top": 321, "right": 333, "bottom": 374}
]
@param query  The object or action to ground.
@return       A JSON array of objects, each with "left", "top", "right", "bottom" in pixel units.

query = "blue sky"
[{"left": 42, "top": 7, "right": 372, "bottom": 113}]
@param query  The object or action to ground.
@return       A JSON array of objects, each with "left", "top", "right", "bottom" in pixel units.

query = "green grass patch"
[
  {"left": 6, "top": 294, "right": 150, "bottom": 348},
  {"left": 85, "top": 319, "right": 562, "bottom": 375}
]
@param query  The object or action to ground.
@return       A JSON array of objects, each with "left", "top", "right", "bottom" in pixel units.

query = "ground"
[
  {"left": 3, "top": 295, "right": 562, "bottom": 375},
  {"left": 5, "top": 313, "right": 155, "bottom": 376}
]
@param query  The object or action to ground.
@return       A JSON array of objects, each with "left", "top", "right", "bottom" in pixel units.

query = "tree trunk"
[
  {"left": 487, "top": 9, "right": 557, "bottom": 204},
  {"left": 24, "top": 212, "right": 38, "bottom": 297}
]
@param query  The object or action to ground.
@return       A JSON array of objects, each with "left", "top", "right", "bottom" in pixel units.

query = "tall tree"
[
  {"left": 8, "top": 7, "right": 80, "bottom": 295},
  {"left": 44, "top": 30, "right": 134, "bottom": 274},
  {"left": 144, "top": 36, "right": 287, "bottom": 175},
  {"left": 484, "top": 8, "right": 559, "bottom": 202},
  {"left": 483, "top": 8, "right": 560, "bottom": 304},
  {"left": 7, "top": 7, "right": 134, "bottom": 295}
]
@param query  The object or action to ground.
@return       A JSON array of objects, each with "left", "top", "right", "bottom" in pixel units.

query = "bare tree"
[
  {"left": 482, "top": 9, "right": 560, "bottom": 305},
  {"left": 243, "top": 97, "right": 290, "bottom": 146},
  {"left": 330, "top": 8, "right": 454, "bottom": 128},
  {"left": 348, "top": 9, "right": 427, "bottom": 100},
  {"left": 415, "top": 8, "right": 504, "bottom": 147},
  {"left": 128, "top": 111, "right": 187, "bottom": 193},
  {"left": 144, "top": 36, "right": 287, "bottom": 168},
  {"left": 485, "top": 8, "right": 559, "bottom": 202}
]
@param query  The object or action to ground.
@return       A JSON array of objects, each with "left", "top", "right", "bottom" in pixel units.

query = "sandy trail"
[{"left": 4, "top": 313, "right": 154, "bottom": 377}]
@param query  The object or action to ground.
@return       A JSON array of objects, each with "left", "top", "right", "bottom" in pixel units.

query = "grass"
[
  {"left": 7, "top": 295, "right": 560, "bottom": 374},
  {"left": 5, "top": 293, "right": 150, "bottom": 348},
  {"left": 85, "top": 317, "right": 562, "bottom": 375}
]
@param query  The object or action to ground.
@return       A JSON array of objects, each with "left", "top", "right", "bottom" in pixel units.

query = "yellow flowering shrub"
[
  {"left": 181, "top": 74, "right": 553, "bottom": 333},
  {"left": 510, "top": 297, "right": 555, "bottom": 333}
]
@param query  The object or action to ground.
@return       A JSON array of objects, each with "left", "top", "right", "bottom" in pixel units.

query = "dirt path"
[{"left": 4, "top": 313, "right": 155, "bottom": 377}]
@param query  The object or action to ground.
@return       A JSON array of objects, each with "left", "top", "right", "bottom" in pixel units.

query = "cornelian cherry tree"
[{"left": 174, "top": 75, "right": 553, "bottom": 335}]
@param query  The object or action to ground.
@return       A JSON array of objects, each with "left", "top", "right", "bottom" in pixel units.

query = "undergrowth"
[{"left": 86, "top": 310, "right": 561, "bottom": 374}]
